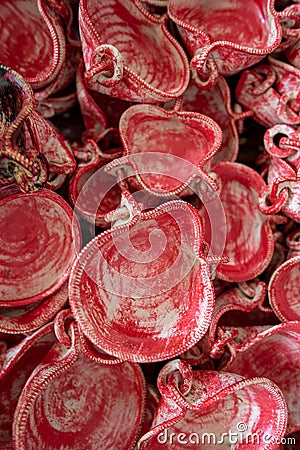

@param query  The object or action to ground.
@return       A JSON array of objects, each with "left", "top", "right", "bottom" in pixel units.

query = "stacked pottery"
[{"left": 0, "top": 0, "right": 299, "bottom": 449}]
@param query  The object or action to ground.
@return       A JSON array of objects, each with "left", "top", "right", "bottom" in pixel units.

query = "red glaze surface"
[
  {"left": 25, "top": 110, "right": 76, "bottom": 177},
  {"left": 68, "top": 139, "right": 122, "bottom": 228},
  {"left": 13, "top": 324, "right": 146, "bottom": 450},
  {"left": 224, "top": 322, "right": 300, "bottom": 434},
  {"left": 139, "top": 360, "right": 287, "bottom": 449},
  {"left": 168, "top": 0, "right": 281, "bottom": 87},
  {"left": 0, "top": 189, "right": 81, "bottom": 306},
  {"left": 262, "top": 123, "right": 300, "bottom": 222},
  {"left": 269, "top": 256, "right": 300, "bottom": 322},
  {"left": 140, "top": 384, "right": 161, "bottom": 437},
  {"left": 0, "top": 323, "right": 55, "bottom": 446},
  {"left": 212, "top": 162, "right": 274, "bottom": 282},
  {"left": 77, "top": 59, "right": 137, "bottom": 133},
  {"left": 236, "top": 57, "right": 300, "bottom": 128},
  {"left": 0, "top": 0, "right": 65, "bottom": 89},
  {"left": 79, "top": 0, "right": 190, "bottom": 102},
  {"left": 0, "top": 282, "right": 68, "bottom": 334},
  {"left": 69, "top": 199, "right": 214, "bottom": 362},
  {"left": 1, "top": 2, "right": 300, "bottom": 445},
  {"left": 182, "top": 77, "right": 250, "bottom": 164},
  {"left": 117, "top": 103, "right": 222, "bottom": 195}
]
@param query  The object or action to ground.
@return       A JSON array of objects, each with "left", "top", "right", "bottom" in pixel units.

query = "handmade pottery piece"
[
  {"left": 0, "top": 0, "right": 65, "bottom": 90},
  {"left": 12, "top": 319, "right": 146, "bottom": 450},
  {"left": 140, "top": 384, "right": 161, "bottom": 437},
  {"left": 223, "top": 322, "right": 300, "bottom": 434},
  {"left": 269, "top": 255, "right": 300, "bottom": 322},
  {"left": 79, "top": 0, "right": 190, "bottom": 102},
  {"left": 138, "top": 359, "right": 287, "bottom": 449},
  {"left": 68, "top": 138, "right": 123, "bottom": 228},
  {"left": 286, "top": 228, "right": 300, "bottom": 259},
  {"left": 260, "top": 123, "right": 300, "bottom": 223},
  {"left": 181, "top": 76, "right": 252, "bottom": 164},
  {"left": 0, "top": 282, "right": 68, "bottom": 334},
  {"left": 0, "top": 65, "right": 76, "bottom": 192},
  {"left": 179, "top": 280, "right": 275, "bottom": 367},
  {"left": 0, "top": 322, "right": 56, "bottom": 447},
  {"left": 168, "top": 0, "right": 281, "bottom": 88},
  {"left": 210, "top": 162, "right": 274, "bottom": 282},
  {"left": 108, "top": 103, "right": 222, "bottom": 197},
  {"left": 77, "top": 59, "right": 138, "bottom": 134},
  {"left": 236, "top": 57, "right": 300, "bottom": 128},
  {"left": 0, "top": 189, "right": 81, "bottom": 306},
  {"left": 69, "top": 194, "right": 215, "bottom": 362},
  {"left": 24, "top": 110, "right": 76, "bottom": 184},
  {"left": 0, "top": 0, "right": 81, "bottom": 110},
  {"left": 276, "top": 3, "right": 300, "bottom": 53},
  {"left": 0, "top": 65, "right": 48, "bottom": 192}
]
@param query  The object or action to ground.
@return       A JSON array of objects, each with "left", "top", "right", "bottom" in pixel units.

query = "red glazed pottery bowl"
[
  {"left": 138, "top": 360, "right": 287, "bottom": 449},
  {"left": 115, "top": 103, "right": 222, "bottom": 197},
  {"left": 79, "top": 0, "right": 190, "bottom": 102},
  {"left": 12, "top": 321, "right": 146, "bottom": 450},
  {"left": 223, "top": 322, "right": 300, "bottom": 434},
  {"left": 211, "top": 162, "right": 274, "bottom": 282},
  {"left": 168, "top": 0, "right": 281, "bottom": 88},
  {"left": 0, "top": 189, "right": 81, "bottom": 306},
  {"left": 69, "top": 196, "right": 215, "bottom": 362}
]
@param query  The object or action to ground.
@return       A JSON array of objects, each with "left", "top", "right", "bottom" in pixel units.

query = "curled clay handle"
[
  {"left": 84, "top": 44, "right": 123, "bottom": 88},
  {"left": 244, "top": 65, "right": 276, "bottom": 96},
  {"left": 277, "top": 90, "right": 300, "bottom": 125},
  {"left": 157, "top": 359, "right": 193, "bottom": 401},
  {"left": 78, "top": 330, "right": 123, "bottom": 365},
  {"left": 278, "top": 4, "right": 300, "bottom": 39},
  {"left": 258, "top": 184, "right": 289, "bottom": 216},
  {"left": 190, "top": 45, "right": 219, "bottom": 89},
  {"left": 264, "top": 124, "right": 297, "bottom": 158},
  {"left": 286, "top": 229, "right": 300, "bottom": 252}
]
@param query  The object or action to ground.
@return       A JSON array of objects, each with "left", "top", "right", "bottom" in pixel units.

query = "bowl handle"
[{"left": 84, "top": 44, "right": 123, "bottom": 89}]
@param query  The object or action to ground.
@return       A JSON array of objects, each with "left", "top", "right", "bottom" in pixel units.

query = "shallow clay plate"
[
  {"left": 13, "top": 352, "right": 145, "bottom": 450},
  {"left": 69, "top": 200, "right": 214, "bottom": 362},
  {"left": 0, "top": 189, "right": 81, "bottom": 306},
  {"left": 269, "top": 256, "right": 300, "bottom": 322},
  {"left": 224, "top": 322, "right": 300, "bottom": 434},
  {"left": 213, "top": 162, "right": 274, "bottom": 282},
  {"left": 139, "top": 361, "right": 287, "bottom": 449}
]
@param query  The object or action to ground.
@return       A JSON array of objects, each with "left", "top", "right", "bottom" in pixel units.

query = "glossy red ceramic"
[
  {"left": 269, "top": 256, "right": 300, "bottom": 322},
  {"left": 0, "top": 282, "right": 68, "bottom": 334},
  {"left": 79, "top": 0, "right": 189, "bottom": 102},
  {"left": 168, "top": 0, "right": 281, "bottom": 88},
  {"left": 138, "top": 359, "right": 287, "bottom": 449},
  {"left": 181, "top": 76, "right": 251, "bottom": 164},
  {"left": 0, "top": 189, "right": 81, "bottom": 306},
  {"left": 0, "top": 322, "right": 56, "bottom": 447},
  {"left": 114, "top": 103, "right": 222, "bottom": 196},
  {"left": 236, "top": 56, "right": 300, "bottom": 128},
  {"left": 68, "top": 139, "right": 123, "bottom": 228},
  {"left": 211, "top": 162, "right": 274, "bottom": 282},
  {"left": 224, "top": 322, "right": 300, "bottom": 434},
  {"left": 0, "top": 0, "right": 80, "bottom": 112},
  {"left": 261, "top": 123, "right": 300, "bottom": 223},
  {"left": 69, "top": 195, "right": 214, "bottom": 362},
  {"left": 12, "top": 320, "right": 146, "bottom": 450}
]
